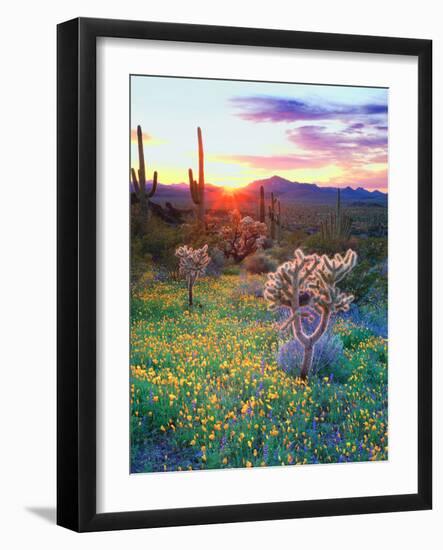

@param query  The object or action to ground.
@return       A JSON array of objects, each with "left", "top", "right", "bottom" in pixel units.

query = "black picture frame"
[{"left": 57, "top": 17, "right": 432, "bottom": 532}]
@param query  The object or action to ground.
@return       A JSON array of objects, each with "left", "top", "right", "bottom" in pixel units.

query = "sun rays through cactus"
[
  {"left": 175, "top": 244, "right": 211, "bottom": 306},
  {"left": 264, "top": 248, "right": 357, "bottom": 379}
]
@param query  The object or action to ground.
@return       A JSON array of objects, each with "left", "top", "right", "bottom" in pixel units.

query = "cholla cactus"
[
  {"left": 264, "top": 248, "right": 357, "bottom": 379},
  {"left": 175, "top": 244, "right": 211, "bottom": 306},
  {"left": 219, "top": 210, "right": 267, "bottom": 263}
]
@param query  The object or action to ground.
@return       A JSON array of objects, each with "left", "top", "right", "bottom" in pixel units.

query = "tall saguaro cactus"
[
  {"left": 131, "top": 125, "right": 158, "bottom": 225},
  {"left": 268, "top": 192, "right": 279, "bottom": 240},
  {"left": 259, "top": 185, "right": 265, "bottom": 223},
  {"left": 264, "top": 249, "right": 357, "bottom": 379},
  {"left": 188, "top": 127, "right": 206, "bottom": 225}
]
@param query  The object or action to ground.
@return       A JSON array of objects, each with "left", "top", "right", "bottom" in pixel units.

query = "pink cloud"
[
  {"left": 215, "top": 119, "right": 388, "bottom": 191},
  {"left": 216, "top": 154, "right": 329, "bottom": 170},
  {"left": 327, "top": 168, "right": 388, "bottom": 192}
]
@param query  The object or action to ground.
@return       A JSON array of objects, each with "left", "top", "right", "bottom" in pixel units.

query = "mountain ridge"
[{"left": 134, "top": 175, "right": 387, "bottom": 206}]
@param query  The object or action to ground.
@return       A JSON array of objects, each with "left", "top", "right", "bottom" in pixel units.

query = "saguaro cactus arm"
[
  {"left": 131, "top": 168, "right": 140, "bottom": 194},
  {"left": 188, "top": 168, "right": 200, "bottom": 205},
  {"left": 146, "top": 170, "right": 158, "bottom": 198}
]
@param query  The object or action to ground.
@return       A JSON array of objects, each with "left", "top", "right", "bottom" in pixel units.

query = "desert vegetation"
[{"left": 130, "top": 125, "right": 388, "bottom": 473}]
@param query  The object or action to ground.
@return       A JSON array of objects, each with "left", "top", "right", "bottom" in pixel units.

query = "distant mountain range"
[
  {"left": 136, "top": 175, "right": 387, "bottom": 207},
  {"left": 247, "top": 176, "right": 387, "bottom": 204}
]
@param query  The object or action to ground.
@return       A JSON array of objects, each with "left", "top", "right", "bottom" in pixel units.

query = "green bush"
[
  {"left": 244, "top": 253, "right": 277, "bottom": 274},
  {"left": 302, "top": 232, "right": 357, "bottom": 255},
  {"left": 223, "top": 262, "right": 241, "bottom": 276}
]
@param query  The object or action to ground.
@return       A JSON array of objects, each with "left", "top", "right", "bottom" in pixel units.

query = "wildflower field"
[
  {"left": 130, "top": 273, "right": 388, "bottom": 473},
  {"left": 129, "top": 76, "right": 389, "bottom": 474}
]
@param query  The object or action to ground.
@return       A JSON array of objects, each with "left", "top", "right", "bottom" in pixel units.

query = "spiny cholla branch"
[
  {"left": 175, "top": 244, "right": 211, "bottom": 306},
  {"left": 264, "top": 248, "right": 357, "bottom": 378}
]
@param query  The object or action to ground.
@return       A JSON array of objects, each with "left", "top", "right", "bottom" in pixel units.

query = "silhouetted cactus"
[
  {"left": 267, "top": 193, "right": 281, "bottom": 242},
  {"left": 188, "top": 127, "right": 205, "bottom": 225},
  {"left": 259, "top": 185, "right": 265, "bottom": 223},
  {"left": 130, "top": 125, "right": 158, "bottom": 226},
  {"left": 268, "top": 192, "right": 278, "bottom": 240},
  {"left": 320, "top": 188, "right": 352, "bottom": 240},
  {"left": 264, "top": 248, "right": 357, "bottom": 379}
]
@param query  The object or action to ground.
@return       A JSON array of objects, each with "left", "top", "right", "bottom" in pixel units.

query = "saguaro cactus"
[
  {"left": 130, "top": 125, "right": 158, "bottom": 225},
  {"left": 320, "top": 188, "right": 352, "bottom": 240},
  {"left": 264, "top": 248, "right": 357, "bottom": 379},
  {"left": 188, "top": 127, "right": 206, "bottom": 225},
  {"left": 268, "top": 193, "right": 277, "bottom": 240},
  {"left": 276, "top": 199, "right": 281, "bottom": 243},
  {"left": 175, "top": 244, "right": 211, "bottom": 306},
  {"left": 269, "top": 197, "right": 282, "bottom": 243},
  {"left": 259, "top": 185, "right": 265, "bottom": 223}
]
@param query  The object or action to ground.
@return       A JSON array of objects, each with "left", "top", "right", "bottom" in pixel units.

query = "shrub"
[
  {"left": 265, "top": 246, "right": 291, "bottom": 264},
  {"left": 356, "top": 237, "right": 387, "bottom": 263},
  {"left": 261, "top": 237, "right": 274, "bottom": 250},
  {"left": 132, "top": 216, "right": 184, "bottom": 271},
  {"left": 244, "top": 253, "right": 277, "bottom": 274},
  {"left": 235, "top": 275, "right": 265, "bottom": 298},
  {"left": 223, "top": 262, "right": 241, "bottom": 276},
  {"left": 218, "top": 210, "right": 267, "bottom": 262},
  {"left": 284, "top": 229, "right": 308, "bottom": 248},
  {"left": 303, "top": 232, "right": 357, "bottom": 255},
  {"left": 343, "top": 302, "right": 388, "bottom": 339},
  {"left": 345, "top": 260, "right": 387, "bottom": 304},
  {"left": 206, "top": 247, "right": 225, "bottom": 277},
  {"left": 277, "top": 329, "right": 344, "bottom": 378}
]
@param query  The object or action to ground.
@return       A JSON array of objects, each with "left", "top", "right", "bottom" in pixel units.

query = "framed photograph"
[{"left": 57, "top": 17, "right": 432, "bottom": 532}]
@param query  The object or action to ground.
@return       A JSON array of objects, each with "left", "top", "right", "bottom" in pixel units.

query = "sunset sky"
[{"left": 130, "top": 75, "right": 388, "bottom": 192}]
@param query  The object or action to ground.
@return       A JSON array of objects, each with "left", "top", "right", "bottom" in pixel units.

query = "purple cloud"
[
  {"left": 346, "top": 122, "right": 365, "bottom": 133},
  {"left": 231, "top": 96, "right": 387, "bottom": 123},
  {"left": 287, "top": 125, "right": 387, "bottom": 162}
]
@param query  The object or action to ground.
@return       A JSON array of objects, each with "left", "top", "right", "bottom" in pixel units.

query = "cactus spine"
[
  {"left": 189, "top": 127, "right": 205, "bottom": 225},
  {"left": 259, "top": 185, "right": 265, "bottom": 223},
  {"left": 131, "top": 125, "right": 158, "bottom": 225},
  {"left": 320, "top": 188, "right": 352, "bottom": 240}
]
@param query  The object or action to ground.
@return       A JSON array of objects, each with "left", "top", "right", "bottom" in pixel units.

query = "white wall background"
[{"left": 0, "top": 0, "right": 440, "bottom": 547}]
